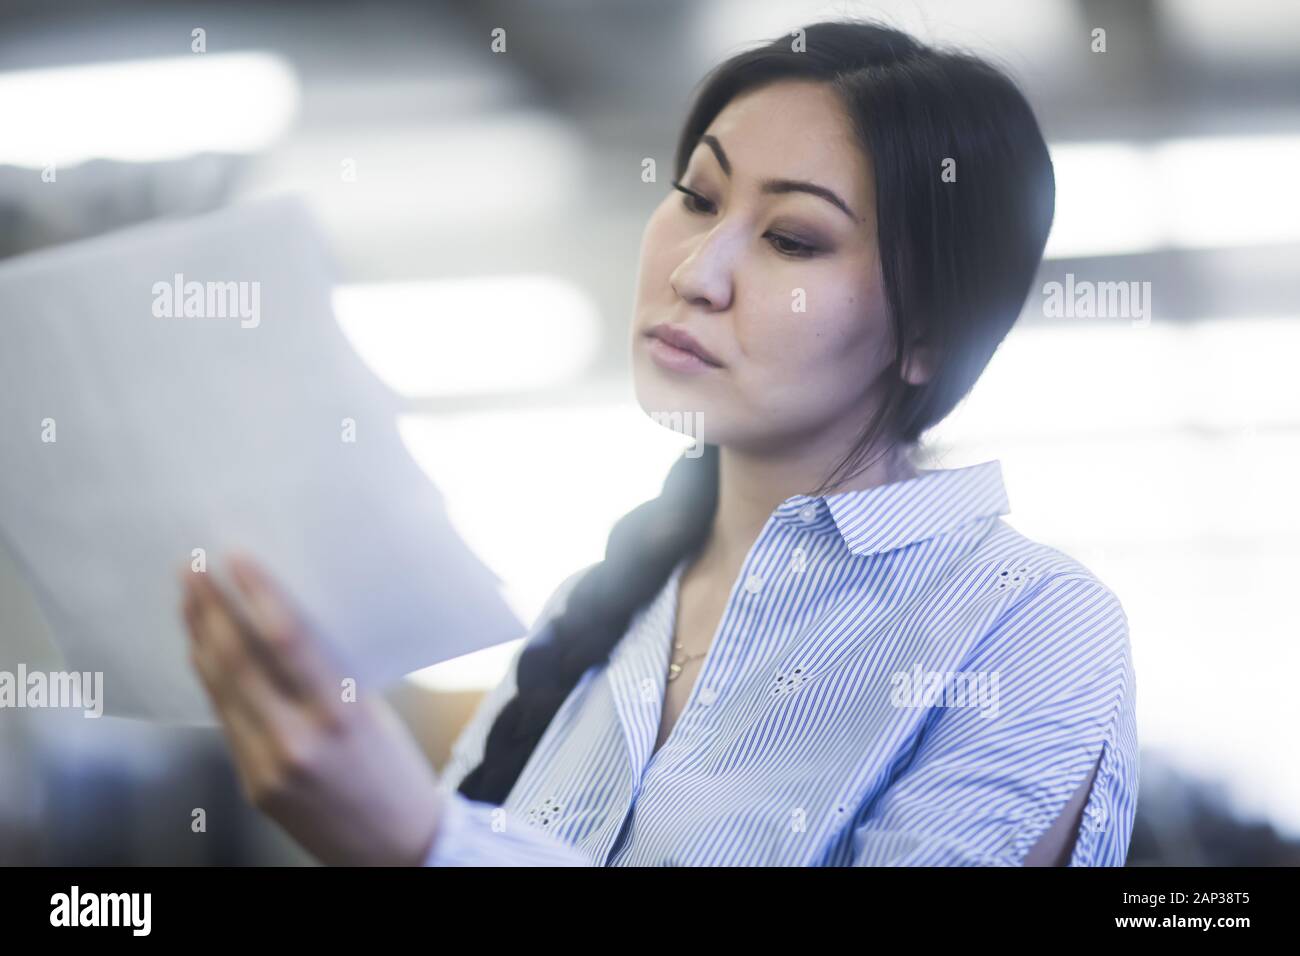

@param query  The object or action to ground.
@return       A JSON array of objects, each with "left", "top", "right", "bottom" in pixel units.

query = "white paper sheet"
[{"left": 0, "top": 196, "right": 525, "bottom": 724}]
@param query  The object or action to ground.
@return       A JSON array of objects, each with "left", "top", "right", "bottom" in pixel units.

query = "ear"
[{"left": 900, "top": 340, "right": 936, "bottom": 386}]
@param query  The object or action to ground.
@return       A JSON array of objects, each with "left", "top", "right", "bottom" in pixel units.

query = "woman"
[{"left": 180, "top": 19, "right": 1137, "bottom": 866}]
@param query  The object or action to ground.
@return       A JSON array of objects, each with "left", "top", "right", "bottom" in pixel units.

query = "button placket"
[
  {"left": 659, "top": 538, "right": 767, "bottom": 755},
  {"left": 664, "top": 682, "right": 717, "bottom": 749}
]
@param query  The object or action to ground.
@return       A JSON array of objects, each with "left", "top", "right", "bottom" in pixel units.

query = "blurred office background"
[{"left": 1, "top": 0, "right": 1298, "bottom": 865}]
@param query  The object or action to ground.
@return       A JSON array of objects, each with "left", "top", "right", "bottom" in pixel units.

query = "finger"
[
  {"left": 195, "top": 639, "right": 278, "bottom": 802},
  {"left": 226, "top": 554, "right": 343, "bottom": 710},
  {"left": 184, "top": 558, "right": 345, "bottom": 737},
  {"left": 187, "top": 570, "right": 318, "bottom": 738},
  {"left": 222, "top": 695, "right": 277, "bottom": 803},
  {"left": 185, "top": 572, "right": 264, "bottom": 724},
  {"left": 187, "top": 587, "right": 317, "bottom": 793},
  {"left": 188, "top": 568, "right": 302, "bottom": 700},
  {"left": 187, "top": 570, "right": 258, "bottom": 696},
  {"left": 183, "top": 571, "right": 303, "bottom": 792},
  {"left": 201, "top": 639, "right": 310, "bottom": 794}
]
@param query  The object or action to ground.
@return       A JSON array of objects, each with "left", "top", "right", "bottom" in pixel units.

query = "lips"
[{"left": 646, "top": 324, "right": 723, "bottom": 367}]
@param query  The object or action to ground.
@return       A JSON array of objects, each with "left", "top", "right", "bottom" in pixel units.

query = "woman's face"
[{"left": 632, "top": 80, "right": 920, "bottom": 458}]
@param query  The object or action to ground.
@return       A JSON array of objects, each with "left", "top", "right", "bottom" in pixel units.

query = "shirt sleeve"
[
  {"left": 424, "top": 563, "right": 599, "bottom": 866},
  {"left": 425, "top": 784, "right": 594, "bottom": 866},
  {"left": 850, "top": 572, "right": 1138, "bottom": 867}
]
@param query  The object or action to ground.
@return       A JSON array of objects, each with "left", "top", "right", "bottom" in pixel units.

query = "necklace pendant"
[{"left": 668, "top": 663, "right": 682, "bottom": 681}]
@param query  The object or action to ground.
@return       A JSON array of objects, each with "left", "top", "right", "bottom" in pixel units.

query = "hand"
[{"left": 178, "top": 553, "right": 447, "bottom": 866}]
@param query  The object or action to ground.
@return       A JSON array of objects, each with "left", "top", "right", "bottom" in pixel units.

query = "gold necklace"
[{"left": 667, "top": 641, "right": 708, "bottom": 682}]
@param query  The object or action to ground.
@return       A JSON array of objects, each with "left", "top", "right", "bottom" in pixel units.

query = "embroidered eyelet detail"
[
  {"left": 1083, "top": 799, "right": 1109, "bottom": 833},
  {"left": 771, "top": 666, "right": 807, "bottom": 696},
  {"left": 526, "top": 796, "right": 564, "bottom": 827},
  {"left": 995, "top": 564, "right": 1039, "bottom": 590}
]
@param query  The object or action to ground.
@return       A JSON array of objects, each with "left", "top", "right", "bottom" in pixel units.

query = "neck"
[{"left": 695, "top": 438, "right": 918, "bottom": 576}]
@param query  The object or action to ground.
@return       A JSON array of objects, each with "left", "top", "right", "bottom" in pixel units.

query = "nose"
[{"left": 668, "top": 231, "right": 735, "bottom": 312}]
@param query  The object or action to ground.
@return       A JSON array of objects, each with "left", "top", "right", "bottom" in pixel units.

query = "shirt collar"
[{"left": 771, "top": 459, "right": 1010, "bottom": 556}]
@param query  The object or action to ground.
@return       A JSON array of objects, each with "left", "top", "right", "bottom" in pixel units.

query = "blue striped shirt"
[{"left": 425, "top": 459, "right": 1138, "bottom": 866}]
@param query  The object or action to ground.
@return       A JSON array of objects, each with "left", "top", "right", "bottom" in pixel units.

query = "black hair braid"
[{"left": 456, "top": 443, "right": 719, "bottom": 805}]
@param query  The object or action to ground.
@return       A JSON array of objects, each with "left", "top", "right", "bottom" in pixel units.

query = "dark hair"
[{"left": 456, "top": 18, "right": 1055, "bottom": 805}]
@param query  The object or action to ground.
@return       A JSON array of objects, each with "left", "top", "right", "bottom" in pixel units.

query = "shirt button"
[
  {"left": 698, "top": 687, "right": 717, "bottom": 706},
  {"left": 790, "top": 547, "right": 807, "bottom": 573},
  {"left": 744, "top": 573, "right": 764, "bottom": 594},
  {"left": 798, "top": 504, "right": 817, "bottom": 523}
]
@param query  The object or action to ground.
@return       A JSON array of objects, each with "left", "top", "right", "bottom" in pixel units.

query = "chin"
[
  {"left": 635, "top": 382, "right": 735, "bottom": 450},
  {"left": 631, "top": 373, "right": 678, "bottom": 418},
  {"left": 632, "top": 351, "right": 690, "bottom": 403}
]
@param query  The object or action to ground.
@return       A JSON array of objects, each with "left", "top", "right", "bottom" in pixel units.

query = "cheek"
[
  {"left": 635, "top": 202, "right": 683, "bottom": 302},
  {"left": 744, "top": 271, "right": 889, "bottom": 370},
  {"left": 736, "top": 275, "right": 894, "bottom": 412}
]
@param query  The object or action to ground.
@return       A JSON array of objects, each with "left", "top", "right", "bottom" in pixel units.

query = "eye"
[
  {"left": 671, "top": 181, "right": 715, "bottom": 215},
  {"left": 671, "top": 181, "right": 820, "bottom": 259},
  {"left": 764, "top": 232, "right": 818, "bottom": 258}
]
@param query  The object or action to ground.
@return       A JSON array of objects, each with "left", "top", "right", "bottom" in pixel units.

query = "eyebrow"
[{"left": 697, "top": 133, "right": 861, "bottom": 223}]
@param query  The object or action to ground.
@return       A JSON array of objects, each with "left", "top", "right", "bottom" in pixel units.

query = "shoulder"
[
  {"left": 967, "top": 518, "right": 1119, "bottom": 592},
  {"left": 946, "top": 518, "right": 1133, "bottom": 683},
  {"left": 949, "top": 517, "right": 1129, "bottom": 622},
  {"left": 488, "top": 561, "right": 601, "bottom": 684}
]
